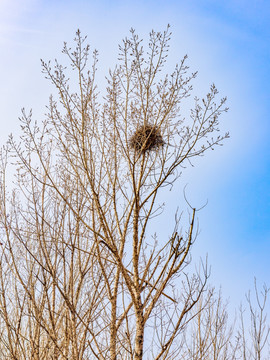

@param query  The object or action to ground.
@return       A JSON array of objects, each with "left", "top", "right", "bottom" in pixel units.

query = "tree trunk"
[{"left": 134, "top": 305, "right": 144, "bottom": 360}]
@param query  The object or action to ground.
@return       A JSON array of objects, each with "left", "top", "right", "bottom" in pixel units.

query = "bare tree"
[
  {"left": 181, "top": 288, "right": 235, "bottom": 360},
  {"left": 178, "top": 281, "right": 270, "bottom": 360},
  {"left": 0, "top": 27, "right": 229, "bottom": 359},
  {"left": 236, "top": 280, "right": 270, "bottom": 360}
]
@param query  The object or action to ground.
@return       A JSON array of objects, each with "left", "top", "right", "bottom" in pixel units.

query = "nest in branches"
[{"left": 129, "top": 124, "right": 164, "bottom": 153}]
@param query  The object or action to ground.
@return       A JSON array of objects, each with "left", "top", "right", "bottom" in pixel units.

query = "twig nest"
[{"left": 129, "top": 124, "right": 164, "bottom": 153}]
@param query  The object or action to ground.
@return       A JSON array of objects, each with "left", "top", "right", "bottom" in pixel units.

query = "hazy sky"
[{"left": 0, "top": 0, "right": 270, "bottom": 309}]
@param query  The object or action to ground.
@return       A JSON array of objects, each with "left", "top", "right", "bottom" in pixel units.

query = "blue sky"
[{"left": 0, "top": 0, "right": 270, "bottom": 309}]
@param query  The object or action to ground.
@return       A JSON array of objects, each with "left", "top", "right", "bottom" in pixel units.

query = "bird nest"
[{"left": 129, "top": 124, "right": 164, "bottom": 153}]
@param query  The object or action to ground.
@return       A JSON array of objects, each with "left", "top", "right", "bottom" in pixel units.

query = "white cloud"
[{"left": 0, "top": 0, "right": 40, "bottom": 43}]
